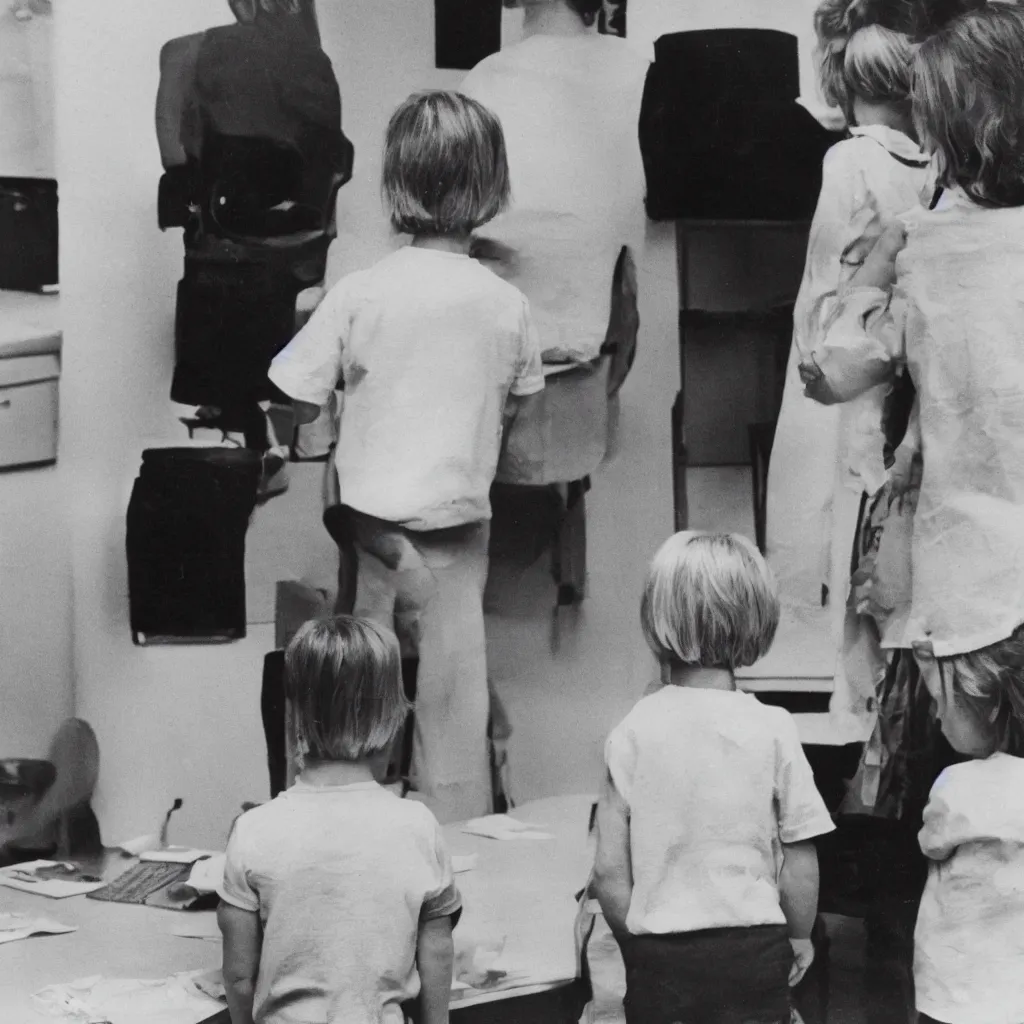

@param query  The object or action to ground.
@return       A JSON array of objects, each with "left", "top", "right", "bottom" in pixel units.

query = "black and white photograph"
[{"left": 2, "top": 1, "right": 1023, "bottom": 1022}]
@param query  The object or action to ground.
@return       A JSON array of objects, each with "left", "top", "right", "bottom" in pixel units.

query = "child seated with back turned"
[
  {"left": 268, "top": 90, "right": 544, "bottom": 825},
  {"left": 217, "top": 616, "right": 461, "bottom": 1024},
  {"left": 913, "top": 625, "right": 1024, "bottom": 1024},
  {"left": 594, "top": 532, "right": 835, "bottom": 1024}
]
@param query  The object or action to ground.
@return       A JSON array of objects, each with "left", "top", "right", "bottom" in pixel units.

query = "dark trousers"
[{"left": 621, "top": 925, "right": 791, "bottom": 1024}]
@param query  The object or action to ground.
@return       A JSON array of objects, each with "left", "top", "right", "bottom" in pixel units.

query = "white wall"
[
  {"left": 0, "top": 6, "right": 54, "bottom": 178},
  {"left": 52, "top": 0, "right": 500, "bottom": 848},
  {"left": 48, "top": 0, "right": 679, "bottom": 845}
]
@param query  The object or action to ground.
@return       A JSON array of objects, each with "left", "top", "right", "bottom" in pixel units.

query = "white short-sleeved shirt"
[
  {"left": 915, "top": 754, "right": 1024, "bottom": 1024},
  {"left": 605, "top": 686, "right": 834, "bottom": 936},
  {"left": 218, "top": 780, "right": 462, "bottom": 1024},
  {"left": 268, "top": 246, "right": 544, "bottom": 530}
]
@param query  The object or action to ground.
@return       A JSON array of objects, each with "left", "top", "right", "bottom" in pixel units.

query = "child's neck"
[
  {"left": 667, "top": 665, "right": 737, "bottom": 691},
  {"left": 300, "top": 758, "right": 376, "bottom": 787},
  {"left": 854, "top": 103, "right": 916, "bottom": 142},
  {"left": 411, "top": 233, "right": 472, "bottom": 256},
  {"left": 522, "top": 3, "right": 592, "bottom": 38}
]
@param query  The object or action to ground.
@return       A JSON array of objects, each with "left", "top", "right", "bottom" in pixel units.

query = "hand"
[
  {"left": 799, "top": 356, "right": 835, "bottom": 404},
  {"left": 887, "top": 447, "right": 922, "bottom": 513},
  {"left": 789, "top": 937, "right": 815, "bottom": 987},
  {"left": 850, "top": 222, "right": 907, "bottom": 292}
]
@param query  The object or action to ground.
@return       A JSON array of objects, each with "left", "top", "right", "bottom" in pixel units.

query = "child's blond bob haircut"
[
  {"left": 284, "top": 616, "right": 409, "bottom": 763},
  {"left": 815, "top": 0, "right": 916, "bottom": 120},
  {"left": 937, "top": 623, "right": 1024, "bottom": 756},
  {"left": 912, "top": 3, "right": 1024, "bottom": 208},
  {"left": 641, "top": 532, "right": 780, "bottom": 670},
  {"left": 382, "top": 90, "right": 511, "bottom": 237}
]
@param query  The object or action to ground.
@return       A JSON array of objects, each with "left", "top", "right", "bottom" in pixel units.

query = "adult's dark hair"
[{"left": 567, "top": 0, "right": 604, "bottom": 26}]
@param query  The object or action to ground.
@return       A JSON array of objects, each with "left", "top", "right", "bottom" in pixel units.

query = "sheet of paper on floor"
[{"left": 0, "top": 912, "right": 76, "bottom": 945}]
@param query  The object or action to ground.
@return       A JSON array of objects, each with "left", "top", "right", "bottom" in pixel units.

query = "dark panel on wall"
[{"left": 435, "top": 0, "right": 502, "bottom": 70}]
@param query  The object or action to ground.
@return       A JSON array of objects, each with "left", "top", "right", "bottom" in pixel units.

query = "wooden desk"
[{"left": 0, "top": 795, "right": 594, "bottom": 1024}]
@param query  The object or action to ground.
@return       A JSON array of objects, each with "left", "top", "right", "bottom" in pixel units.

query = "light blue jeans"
[{"left": 350, "top": 511, "right": 492, "bottom": 824}]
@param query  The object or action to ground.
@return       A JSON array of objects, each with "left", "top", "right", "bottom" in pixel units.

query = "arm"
[
  {"left": 779, "top": 840, "right": 819, "bottom": 941},
  {"left": 592, "top": 768, "right": 633, "bottom": 940},
  {"left": 778, "top": 840, "right": 819, "bottom": 988},
  {"left": 218, "top": 902, "right": 262, "bottom": 1024},
  {"left": 417, "top": 915, "right": 454, "bottom": 1024},
  {"left": 268, "top": 283, "right": 347, "bottom": 417}
]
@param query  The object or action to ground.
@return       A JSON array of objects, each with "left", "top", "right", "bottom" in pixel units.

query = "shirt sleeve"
[
  {"left": 217, "top": 814, "right": 260, "bottom": 913},
  {"left": 604, "top": 722, "right": 637, "bottom": 808},
  {"left": 919, "top": 768, "right": 974, "bottom": 862},
  {"left": 809, "top": 286, "right": 905, "bottom": 404},
  {"left": 774, "top": 711, "right": 836, "bottom": 844},
  {"left": 267, "top": 280, "right": 349, "bottom": 407},
  {"left": 510, "top": 296, "right": 545, "bottom": 398},
  {"left": 792, "top": 144, "right": 863, "bottom": 362},
  {"left": 421, "top": 814, "right": 463, "bottom": 925}
]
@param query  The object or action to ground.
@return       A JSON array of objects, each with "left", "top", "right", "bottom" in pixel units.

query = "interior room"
[{"left": 3, "top": 1, "right": 1021, "bottom": 1022}]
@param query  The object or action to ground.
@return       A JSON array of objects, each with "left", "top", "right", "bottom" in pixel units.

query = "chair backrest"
[
  {"left": 2, "top": 719, "right": 100, "bottom": 857},
  {"left": 603, "top": 245, "right": 639, "bottom": 398}
]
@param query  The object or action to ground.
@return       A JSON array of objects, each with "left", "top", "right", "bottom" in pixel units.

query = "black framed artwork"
[
  {"left": 435, "top": 0, "right": 503, "bottom": 69},
  {"left": 600, "top": 0, "right": 627, "bottom": 37}
]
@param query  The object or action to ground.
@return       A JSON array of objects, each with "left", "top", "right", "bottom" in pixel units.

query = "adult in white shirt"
[{"left": 460, "top": 0, "right": 649, "bottom": 366}]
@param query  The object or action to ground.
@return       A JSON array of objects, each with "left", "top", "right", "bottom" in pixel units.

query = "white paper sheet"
[
  {"left": 0, "top": 912, "right": 76, "bottom": 945},
  {"left": 169, "top": 914, "right": 220, "bottom": 942},
  {"left": 139, "top": 847, "right": 217, "bottom": 865},
  {"left": 185, "top": 853, "right": 225, "bottom": 892},
  {"left": 460, "top": 815, "right": 554, "bottom": 841},
  {"left": 116, "top": 833, "right": 161, "bottom": 856},
  {"left": 452, "top": 854, "right": 478, "bottom": 874},
  {"left": 0, "top": 861, "right": 105, "bottom": 899},
  {"left": 33, "top": 971, "right": 224, "bottom": 1024}
]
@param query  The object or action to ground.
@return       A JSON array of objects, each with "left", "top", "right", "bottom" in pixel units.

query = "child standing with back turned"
[
  {"left": 914, "top": 626, "right": 1024, "bottom": 1024},
  {"left": 217, "top": 616, "right": 461, "bottom": 1024},
  {"left": 268, "top": 91, "right": 545, "bottom": 824},
  {"left": 594, "top": 532, "right": 835, "bottom": 1024}
]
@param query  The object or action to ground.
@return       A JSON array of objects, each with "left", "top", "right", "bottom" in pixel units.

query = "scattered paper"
[
  {"left": 185, "top": 853, "right": 224, "bottom": 893},
  {"left": 140, "top": 847, "right": 217, "bottom": 865},
  {"left": 0, "top": 861, "right": 105, "bottom": 899},
  {"left": 452, "top": 854, "right": 478, "bottom": 874},
  {"left": 117, "top": 834, "right": 161, "bottom": 856},
  {"left": 170, "top": 914, "right": 220, "bottom": 942},
  {"left": 33, "top": 971, "right": 224, "bottom": 1024},
  {"left": 460, "top": 815, "right": 554, "bottom": 841},
  {"left": 0, "top": 912, "right": 76, "bottom": 945}
]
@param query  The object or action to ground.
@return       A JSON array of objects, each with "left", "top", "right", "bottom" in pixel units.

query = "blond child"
[
  {"left": 914, "top": 625, "right": 1024, "bottom": 1024},
  {"left": 217, "top": 617, "right": 460, "bottom": 1024},
  {"left": 766, "top": 0, "right": 935, "bottom": 746},
  {"left": 593, "top": 532, "right": 835, "bottom": 1024},
  {"left": 268, "top": 91, "right": 545, "bottom": 824}
]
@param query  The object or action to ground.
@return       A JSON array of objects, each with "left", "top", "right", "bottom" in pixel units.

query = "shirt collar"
[{"left": 849, "top": 124, "right": 930, "bottom": 166}]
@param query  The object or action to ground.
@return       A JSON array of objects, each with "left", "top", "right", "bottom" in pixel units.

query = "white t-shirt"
[
  {"left": 269, "top": 246, "right": 545, "bottom": 530},
  {"left": 915, "top": 754, "right": 1024, "bottom": 1024},
  {"left": 219, "top": 780, "right": 462, "bottom": 1024},
  {"left": 605, "top": 686, "right": 835, "bottom": 935},
  {"left": 460, "top": 34, "right": 648, "bottom": 363}
]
